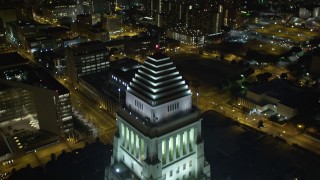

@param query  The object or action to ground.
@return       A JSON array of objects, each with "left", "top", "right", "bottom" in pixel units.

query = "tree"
[
  {"left": 280, "top": 73, "right": 288, "bottom": 79},
  {"left": 243, "top": 68, "right": 255, "bottom": 77},
  {"left": 109, "top": 47, "right": 118, "bottom": 56},
  {"left": 269, "top": 114, "right": 279, "bottom": 121},
  {"left": 256, "top": 72, "right": 272, "bottom": 82},
  {"left": 291, "top": 46, "right": 302, "bottom": 53},
  {"left": 221, "top": 25, "right": 231, "bottom": 32},
  {"left": 50, "top": 153, "right": 56, "bottom": 161},
  {"left": 258, "top": 120, "right": 264, "bottom": 128},
  {"left": 229, "top": 85, "right": 242, "bottom": 99}
]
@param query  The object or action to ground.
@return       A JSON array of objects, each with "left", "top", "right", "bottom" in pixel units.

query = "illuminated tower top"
[{"left": 125, "top": 52, "right": 192, "bottom": 125}]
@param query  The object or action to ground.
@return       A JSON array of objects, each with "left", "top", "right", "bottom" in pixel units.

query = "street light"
[
  {"left": 196, "top": 93, "right": 199, "bottom": 106},
  {"left": 118, "top": 88, "right": 120, "bottom": 103}
]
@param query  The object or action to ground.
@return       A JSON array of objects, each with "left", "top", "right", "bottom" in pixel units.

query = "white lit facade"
[{"left": 106, "top": 53, "right": 210, "bottom": 179}]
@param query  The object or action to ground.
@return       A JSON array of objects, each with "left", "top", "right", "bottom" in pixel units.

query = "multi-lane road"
[{"left": 59, "top": 79, "right": 117, "bottom": 144}]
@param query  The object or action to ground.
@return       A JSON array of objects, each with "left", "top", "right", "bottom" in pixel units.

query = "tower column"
[
  {"left": 173, "top": 135, "right": 176, "bottom": 160},
  {"left": 186, "top": 129, "right": 190, "bottom": 153},
  {"left": 180, "top": 133, "right": 183, "bottom": 156},
  {"left": 124, "top": 127, "right": 127, "bottom": 148},
  {"left": 133, "top": 133, "right": 136, "bottom": 157},
  {"left": 129, "top": 129, "right": 131, "bottom": 152},
  {"left": 166, "top": 138, "right": 169, "bottom": 163}
]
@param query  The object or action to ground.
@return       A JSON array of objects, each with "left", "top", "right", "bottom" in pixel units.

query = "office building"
[
  {"left": 65, "top": 41, "right": 110, "bottom": 85},
  {"left": 0, "top": 52, "right": 73, "bottom": 137},
  {"left": 102, "top": 14, "right": 122, "bottom": 34}
]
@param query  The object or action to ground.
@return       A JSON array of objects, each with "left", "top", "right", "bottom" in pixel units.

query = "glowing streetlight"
[
  {"left": 196, "top": 93, "right": 199, "bottom": 106},
  {"left": 118, "top": 88, "right": 120, "bottom": 103}
]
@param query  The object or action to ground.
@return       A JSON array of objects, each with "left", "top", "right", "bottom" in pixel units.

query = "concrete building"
[
  {"left": 42, "top": 1, "right": 80, "bottom": 22},
  {"left": 102, "top": 14, "right": 122, "bottom": 34},
  {"left": 77, "top": 14, "right": 92, "bottom": 33},
  {"left": 92, "top": 0, "right": 114, "bottom": 13},
  {"left": 238, "top": 79, "right": 316, "bottom": 120},
  {"left": 65, "top": 41, "right": 110, "bottom": 86},
  {"left": 124, "top": 36, "right": 159, "bottom": 56},
  {"left": 144, "top": 0, "right": 239, "bottom": 35},
  {"left": 0, "top": 52, "right": 73, "bottom": 137},
  {"left": 105, "top": 52, "right": 210, "bottom": 179},
  {"left": 6, "top": 21, "right": 51, "bottom": 47},
  {"left": 166, "top": 28, "right": 205, "bottom": 46}
]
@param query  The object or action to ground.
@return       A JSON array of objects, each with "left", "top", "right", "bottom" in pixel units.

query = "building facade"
[
  {"left": 65, "top": 41, "right": 110, "bottom": 85},
  {"left": 0, "top": 64, "right": 73, "bottom": 137},
  {"left": 105, "top": 52, "right": 210, "bottom": 179}
]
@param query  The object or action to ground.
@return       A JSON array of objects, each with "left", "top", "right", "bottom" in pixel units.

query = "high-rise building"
[
  {"left": 105, "top": 52, "right": 210, "bottom": 179},
  {"left": 77, "top": 14, "right": 93, "bottom": 33},
  {"left": 102, "top": 14, "right": 122, "bottom": 34},
  {"left": 147, "top": 0, "right": 240, "bottom": 35},
  {"left": 65, "top": 41, "right": 110, "bottom": 85},
  {"left": 92, "top": 0, "right": 115, "bottom": 13},
  {"left": 42, "top": 0, "right": 81, "bottom": 22}
]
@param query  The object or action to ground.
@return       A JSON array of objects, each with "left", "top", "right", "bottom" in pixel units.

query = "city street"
[
  {"left": 0, "top": 140, "right": 86, "bottom": 176},
  {"left": 58, "top": 79, "right": 117, "bottom": 145}
]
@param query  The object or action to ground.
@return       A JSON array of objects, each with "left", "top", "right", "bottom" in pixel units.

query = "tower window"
[
  {"left": 168, "top": 102, "right": 179, "bottom": 112},
  {"left": 135, "top": 100, "right": 143, "bottom": 110}
]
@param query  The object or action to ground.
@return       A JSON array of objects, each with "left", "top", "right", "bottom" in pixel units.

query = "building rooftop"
[
  {"left": 40, "top": 26, "right": 70, "bottom": 34},
  {"left": 68, "top": 41, "right": 108, "bottom": 56},
  {"left": 110, "top": 68, "right": 137, "bottom": 83},
  {"left": 26, "top": 35, "right": 56, "bottom": 42},
  {"left": 248, "top": 79, "right": 316, "bottom": 109},
  {"left": 265, "top": 85, "right": 300, "bottom": 100},
  {"left": 110, "top": 58, "right": 140, "bottom": 70},
  {"left": 0, "top": 52, "right": 28, "bottom": 69},
  {"left": 0, "top": 64, "right": 69, "bottom": 95},
  {"left": 249, "top": 79, "right": 285, "bottom": 95},
  {"left": 103, "top": 39, "right": 124, "bottom": 46},
  {"left": 79, "top": 72, "right": 109, "bottom": 90}
]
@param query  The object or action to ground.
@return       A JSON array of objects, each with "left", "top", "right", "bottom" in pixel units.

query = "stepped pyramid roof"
[{"left": 127, "top": 52, "right": 191, "bottom": 106}]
